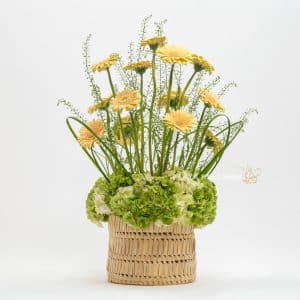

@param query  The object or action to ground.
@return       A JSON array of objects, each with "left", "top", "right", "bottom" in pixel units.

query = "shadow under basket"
[{"left": 107, "top": 215, "right": 196, "bottom": 285}]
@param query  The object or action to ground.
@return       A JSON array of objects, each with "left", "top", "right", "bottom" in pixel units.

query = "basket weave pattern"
[{"left": 107, "top": 216, "right": 196, "bottom": 285}]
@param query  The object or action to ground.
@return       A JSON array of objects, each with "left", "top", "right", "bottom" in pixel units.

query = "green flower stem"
[
  {"left": 104, "top": 107, "right": 117, "bottom": 161},
  {"left": 105, "top": 68, "right": 119, "bottom": 164},
  {"left": 184, "top": 106, "right": 207, "bottom": 169},
  {"left": 129, "top": 112, "right": 143, "bottom": 173},
  {"left": 92, "top": 148, "right": 110, "bottom": 174},
  {"left": 191, "top": 146, "right": 205, "bottom": 175},
  {"left": 163, "top": 129, "right": 174, "bottom": 172},
  {"left": 168, "top": 128, "right": 196, "bottom": 153},
  {"left": 159, "top": 64, "right": 175, "bottom": 175},
  {"left": 165, "top": 64, "right": 175, "bottom": 113},
  {"left": 201, "top": 122, "right": 244, "bottom": 176},
  {"left": 171, "top": 132, "right": 180, "bottom": 169},
  {"left": 178, "top": 133, "right": 188, "bottom": 167},
  {"left": 139, "top": 73, "right": 145, "bottom": 172},
  {"left": 98, "top": 144, "right": 117, "bottom": 173},
  {"left": 91, "top": 148, "right": 111, "bottom": 181},
  {"left": 106, "top": 68, "right": 116, "bottom": 97},
  {"left": 117, "top": 113, "right": 134, "bottom": 173},
  {"left": 66, "top": 118, "right": 110, "bottom": 182},
  {"left": 67, "top": 116, "right": 134, "bottom": 182},
  {"left": 148, "top": 51, "right": 157, "bottom": 175},
  {"left": 178, "top": 70, "right": 197, "bottom": 108},
  {"left": 192, "top": 114, "right": 231, "bottom": 175},
  {"left": 106, "top": 68, "right": 135, "bottom": 174}
]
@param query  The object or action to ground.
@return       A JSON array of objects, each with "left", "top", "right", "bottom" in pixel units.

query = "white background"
[{"left": 1, "top": 0, "right": 300, "bottom": 299}]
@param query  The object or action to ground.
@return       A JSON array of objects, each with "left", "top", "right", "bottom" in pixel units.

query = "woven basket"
[{"left": 107, "top": 215, "right": 196, "bottom": 285}]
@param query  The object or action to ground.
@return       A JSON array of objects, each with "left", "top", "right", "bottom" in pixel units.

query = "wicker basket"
[{"left": 107, "top": 215, "right": 196, "bottom": 285}]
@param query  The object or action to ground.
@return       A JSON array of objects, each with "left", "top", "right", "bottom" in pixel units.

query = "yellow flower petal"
[
  {"left": 110, "top": 90, "right": 141, "bottom": 112},
  {"left": 157, "top": 45, "right": 192, "bottom": 64},
  {"left": 78, "top": 119, "right": 105, "bottom": 148},
  {"left": 141, "top": 36, "right": 166, "bottom": 50},
  {"left": 124, "top": 60, "right": 152, "bottom": 74},
  {"left": 190, "top": 54, "right": 214, "bottom": 74},
  {"left": 164, "top": 111, "right": 196, "bottom": 132},
  {"left": 91, "top": 53, "right": 120, "bottom": 73},
  {"left": 200, "top": 89, "right": 225, "bottom": 111}
]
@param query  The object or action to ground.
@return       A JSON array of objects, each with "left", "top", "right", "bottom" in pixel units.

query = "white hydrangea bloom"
[{"left": 93, "top": 187, "right": 111, "bottom": 215}]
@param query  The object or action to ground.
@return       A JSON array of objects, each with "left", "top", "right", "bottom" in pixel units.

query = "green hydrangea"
[
  {"left": 186, "top": 177, "right": 217, "bottom": 227},
  {"left": 109, "top": 175, "right": 180, "bottom": 229},
  {"left": 86, "top": 170, "right": 217, "bottom": 229},
  {"left": 86, "top": 178, "right": 110, "bottom": 226}
]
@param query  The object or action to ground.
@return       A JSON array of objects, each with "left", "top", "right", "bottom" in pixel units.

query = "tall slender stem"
[
  {"left": 159, "top": 64, "right": 175, "bottom": 174},
  {"left": 184, "top": 106, "right": 207, "bottom": 169},
  {"left": 171, "top": 132, "right": 180, "bottom": 169},
  {"left": 139, "top": 73, "right": 144, "bottom": 172},
  {"left": 148, "top": 52, "right": 157, "bottom": 175},
  {"left": 129, "top": 112, "right": 143, "bottom": 173},
  {"left": 163, "top": 130, "right": 174, "bottom": 171},
  {"left": 106, "top": 68, "right": 135, "bottom": 174},
  {"left": 178, "top": 71, "right": 197, "bottom": 108},
  {"left": 107, "top": 68, "right": 116, "bottom": 97},
  {"left": 104, "top": 107, "right": 117, "bottom": 161},
  {"left": 117, "top": 113, "right": 134, "bottom": 173},
  {"left": 192, "top": 114, "right": 232, "bottom": 176}
]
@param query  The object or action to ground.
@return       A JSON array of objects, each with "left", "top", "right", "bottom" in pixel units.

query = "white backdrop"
[{"left": 1, "top": 0, "right": 300, "bottom": 299}]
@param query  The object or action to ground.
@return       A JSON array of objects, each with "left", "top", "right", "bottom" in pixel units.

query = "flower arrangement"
[{"left": 58, "top": 16, "right": 256, "bottom": 230}]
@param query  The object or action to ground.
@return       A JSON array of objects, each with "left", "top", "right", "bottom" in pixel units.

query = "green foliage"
[
  {"left": 86, "top": 181, "right": 109, "bottom": 224},
  {"left": 86, "top": 170, "right": 218, "bottom": 229},
  {"left": 187, "top": 177, "right": 217, "bottom": 227},
  {"left": 105, "top": 172, "right": 133, "bottom": 196},
  {"left": 109, "top": 175, "right": 179, "bottom": 228}
]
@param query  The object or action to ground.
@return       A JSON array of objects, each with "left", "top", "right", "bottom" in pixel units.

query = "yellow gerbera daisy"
[
  {"left": 200, "top": 89, "right": 225, "bottom": 111},
  {"left": 158, "top": 91, "right": 189, "bottom": 108},
  {"left": 124, "top": 60, "right": 152, "bottom": 74},
  {"left": 78, "top": 119, "right": 105, "bottom": 148},
  {"left": 205, "top": 129, "right": 223, "bottom": 154},
  {"left": 87, "top": 96, "right": 113, "bottom": 114},
  {"left": 91, "top": 53, "right": 120, "bottom": 73},
  {"left": 110, "top": 90, "right": 141, "bottom": 112},
  {"left": 164, "top": 110, "right": 196, "bottom": 132},
  {"left": 141, "top": 36, "right": 166, "bottom": 50},
  {"left": 157, "top": 45, "right": 192, "bottom": 64},
  {"left": 190, "top": 54, "right": 214, "bottom": 74}
]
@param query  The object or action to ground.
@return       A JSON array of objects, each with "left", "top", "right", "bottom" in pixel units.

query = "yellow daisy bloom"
[
  {"left": 205, "top": 129, "right": 223, "bottom": 154},
  {"left": 91, "top": 53, "right": 120, "bottom": 73},
  {"left": 164, "top": 110, "right": 196, "bottom": 132},
  {"left": 110, "top": 90, "right": 141, "bottom": 112},
  {"left": 87, "top": 96, "right": 113, "bottom": 114},
  {"left": 114, "top": 116, "right": 136, "bottom": 145},
  {"left": 200, "top": 89, "right": 225, "bottom": 111},
  {"left": 190, "top": 54, "right": 214, "bottom": 74},
  {"left": 157, "top": 45, "right": 192, "bottom": 64},
  {"left": 141, "top": 36, "right": 166, "bottom": 50},
  {"left": 158, "top": 91, "right": 189, "bottom": 108},
  {"left": 124, "top": 60, "right": 152, "bottom": 74},
  {"left": 78, "top": 119, "right": 105, "bottom": 148}
]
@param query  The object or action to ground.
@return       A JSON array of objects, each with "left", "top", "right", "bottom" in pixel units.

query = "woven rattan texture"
[{"left": 107, "top": 216, "right": 196, "bottom": 285}]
